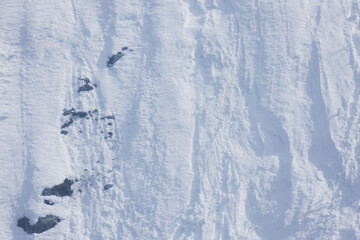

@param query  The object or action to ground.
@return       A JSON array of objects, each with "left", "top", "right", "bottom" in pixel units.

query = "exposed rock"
[
  {"left": 107, "top": 52, "right": 124, "bottom": 67},
  {"left": 122, "top": 46, "right": 128, "bottom": 51},
  {"left": 60, "top": 130, "right": 68, "bottom": 135},
  {"left": 63, "top": 108, "right": 75, "bottom": 116},
  {"left": 103, "top": 184, "right": 113, "bottom": 190},
  {"left": 62, "top": 108, "right": 88, "bottom": 118},
  {"left": 61, "top": 118, "right": 74, "bottom": 129},
  {"left": 44, "top": 199, "right": 54, "bottom": 205},
  {"left": 108, "top": 132, "right": 113, "bottom": 138},
  {"left": 17, "top": 215, "right": 61, "bottom": 234},
  {"left": 78, "top": 83, "right": 94, "bottom": 93},
  {"left": 100, "top": 115, "right": 115, "bottom": 120},
  {"left": 41, "top": 178, "right": 74, "bottom": 197},
  {"left": 61, "top": 109, "right": 98, "bottom": 129}
]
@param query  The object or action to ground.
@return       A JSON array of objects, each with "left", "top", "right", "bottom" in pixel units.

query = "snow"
[{"left": 1, "top": 0, "right": 360, "bottom": 239}]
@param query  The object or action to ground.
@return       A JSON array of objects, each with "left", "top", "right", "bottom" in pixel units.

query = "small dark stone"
[
  {"left": 17, "top": 215, "right": 61, "bottom": 234},
  {"left": 108, "top": 132, "right": 113, "bottom": 138},
  {"left": 100, "top": 115, "right": 115, "bottom": 120},
  {"left": 129, "top": 49, "right": 133, "bottom": 52},
  {"left": 122, "top": 46, "right": 128, "bottom": 51},
  {"left": 93, "top": 83, "right": 97, "bottom": 88},
  {"left": 108, "top": 122, "right": 112, "bottom": 126},
  {"left": 60, "top": 130, "right": 68, "bottom": 135},
  {"left": 44, "top": 200, "right": 54, "bottom": 206},
  {"left": 103, "top": 184, "right": 113, "bottom": 190},
  {"left": 41, "top": 178, "right": 74, "bottom": 197}
]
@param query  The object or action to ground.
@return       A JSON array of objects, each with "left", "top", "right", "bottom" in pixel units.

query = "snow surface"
[{"left": 1, "top": 0, "right": 360, "bottom": 239}]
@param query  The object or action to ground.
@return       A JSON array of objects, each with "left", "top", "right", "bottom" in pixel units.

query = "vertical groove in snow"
[{"left": 306, "top": 42, "right": 341, "bottom": 183}]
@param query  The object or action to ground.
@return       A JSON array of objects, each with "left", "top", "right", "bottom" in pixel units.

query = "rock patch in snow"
[
  {"left": 61, "top": 109, "right": 98, "bottom": 129},
  {"left": 17, "top": 215, "right": 61, "bottom": 234},
  {"left": 103, "top": 184, "right": 113, "bottom": 190},
  {"left": 44, "top": 199, "right": 54, "bottom": 205},
  {"left": 78, "top": 77, "right": 95, "bottom": 93},
  {"left": 41, "top": 178, "right": 74, "bottom": 197}
]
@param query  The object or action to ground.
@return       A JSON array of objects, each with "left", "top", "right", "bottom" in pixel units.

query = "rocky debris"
[
  {"left": 41, "top": 178, "right": 74, "bottom": 197},
  {"left": 17, "top": 215, "right": 61, "bottom": 234},
  {"left": 78, "top": 77, "right": 95, "bottom": 93},
  {"left": 62, "top": 108, "right": 88, "bottom": 118},
  {"left": 60, "top": 130, "right": 68, "bottom": 135},
  {"left": 61, "top": 109, "right": 98, "bottom": 129},
  {"left": 107, "top": 52, "right": 124, "bottom": 67},
  {"left": 108, "top": 132, "right": 113, "bottom": 138},
  {"left": 44, "top": 199, "right": 54, "bottom": 205},
  {"left": 61, "top": 118, "right": 75, "bottom": 129},
  {"left": 122, "top": 46, "right": 128, "bottom": 51},
  {"left": 103, "top": 184, "right": 113, "bottom": 190}
]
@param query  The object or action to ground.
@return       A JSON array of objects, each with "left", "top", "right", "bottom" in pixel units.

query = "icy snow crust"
[{"left": 1, "top": 0, "right": 360, "bottom": 239}]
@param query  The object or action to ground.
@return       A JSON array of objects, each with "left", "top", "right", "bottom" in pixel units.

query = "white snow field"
[{"left": 1, "top": 0, "right": 360, "bottom": 239}]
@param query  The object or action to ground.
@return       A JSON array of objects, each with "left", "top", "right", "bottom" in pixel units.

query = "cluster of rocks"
[
  {"left": 107, "top": 46, "right": 132, "bottom": 67},
  {"left": 17, "top": 178, "right": 73, "bottom": 235},
  {"left": 18, "top": 48, "right": 130, "bottom": 235},
  {"left": 60, "top": 108, "right": 98, "bottom": 134}
]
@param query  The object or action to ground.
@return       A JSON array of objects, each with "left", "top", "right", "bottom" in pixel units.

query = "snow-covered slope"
[{"left": 1, "top": 0, "right": 360, "bottom": 239}]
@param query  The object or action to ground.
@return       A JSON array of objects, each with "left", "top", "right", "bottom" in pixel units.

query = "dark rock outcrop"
[
  {"left": 78, "top": 84, "right": 94, "bottom": 93},
  {"left": 60, "top": 130, "right": 68, "bottom": 135},
  {"left": 100, "top": 115, "right": 115, "bottom": 120},
  {"left": 41, "top": 178, "right": 74, "bottom": 197},
  {"left": 17, "top": 215, "right": 61, "bottom": 234},
  {"left": 103, "top": 184, "right": 113, "bottom": 190},
  {"left": 107, "top": 52, "right": 124, "bottom": 67},
  {"left": 44, "top": 200, "right": 54, "bottom": 205},
  {"left": 78, "top": 77, "right": 95, "bottom": 93}
]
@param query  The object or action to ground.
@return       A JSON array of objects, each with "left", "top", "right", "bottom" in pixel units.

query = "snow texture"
[{"left": 1, "top": 0, "right": 360, "bottom": 239}]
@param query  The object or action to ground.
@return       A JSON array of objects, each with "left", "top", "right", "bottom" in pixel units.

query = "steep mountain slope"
[{"left": 1, "top": 0, "right": 360, "bottom": 239}]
